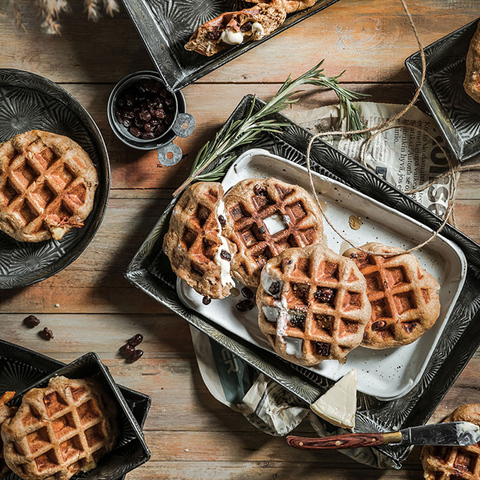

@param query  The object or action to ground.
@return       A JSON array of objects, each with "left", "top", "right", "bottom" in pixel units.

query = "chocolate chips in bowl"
[{"left": 107, "top": 70, "right": 195, "bottom": 165}]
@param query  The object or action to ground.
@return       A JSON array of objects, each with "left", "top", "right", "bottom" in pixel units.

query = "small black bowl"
[
  {"left": 8, "top": 352, "right": 151, "bottom": 480},
  {"left": 107, "top": 71, "right": 195, "bottom": 166}
]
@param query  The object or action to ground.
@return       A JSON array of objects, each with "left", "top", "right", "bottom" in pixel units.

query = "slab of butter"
[{"left": 310, "top": 369, "right": 357, "bottom": 429}]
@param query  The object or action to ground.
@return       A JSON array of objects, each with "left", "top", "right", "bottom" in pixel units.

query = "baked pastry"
[
  {"left": 0, "top": 392, "right": 16, "bottom": 479},
  {"left": 1, "top": 376, "right": 118, "bottom": 480},
  {"left": 464, "top": 22, "right": 480, "bottom": 103},
  {"left": 163, "top": 182, "right": 236, "bottom": 299},
  {"left": 256, "top": 244, "right": 371, "bottom": 366},
  {"left": 185, "top": 4, "right": 287, "bottom": 57},
  {"left": 0, "top": 130, "right": 98, "bottom": 242},
  {"left": 422, "top": 404, "right": 480, "bottom": 480},
  {"left": 344, "top": 242, "right": 441, "bottom": 349},
  {"left": 223, "top": 177, "right": 324, "bottom": 288},
  {"left": 248, "top": 0, "right": 318, "bottom": 14}
]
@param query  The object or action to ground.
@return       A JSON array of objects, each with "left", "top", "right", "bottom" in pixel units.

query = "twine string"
[{"left": 304, "top": 0, "right": 480, "bottom": 257}]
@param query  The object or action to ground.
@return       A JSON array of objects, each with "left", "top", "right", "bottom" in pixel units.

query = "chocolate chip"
[
  {"left": 128, "top": 334, "right": 143, "bottom": 347},
  {"left": 41, "top": 327, "right": 54, "bottom": 340},
  {"left": 314, "top": 287, "right": 334, "bottom": 304},
  {"left": 313, "top": 342, "right": 331, "bottom": 357},
  {"left": 241, "top": 287, "right": 253, "bottom": 299},
  {"left": 371, "top": 320, "right": 387, "bottom": 331},
  {"left": 240, "top": 21, "right": 253, "bottom": 32},
  {"left": 350, "top": 253, "right": 358, "bottom": 259},
  {"left": 24, "top": 315, "right": 40, "bottom": 328},
  {"left": 218, "top": 215, "right": 226, "bottom": 227},
  {"left": 127, "top": 349, "right": 144, "bottom": 363},
  {"left": 290, "top": 313, "right": 305, "bottom": 330},
  {"left": 129, "top": 127, "right": 142, "bottom": 138},
  {"left": 254, "top": 185, "right": 268, "bottom": 196},
  {"left": 206, "top": 26, "right": 221, "bottom": 41},
  {"left": 220, "top": 250, "right": 231, "bottom": 261},
  {"left": 268, "top": 281, "right": 281, "bottom": 296},
  {"left": 236, "top": 300, "right": 254, "bottom": 312},
  {"left": 124, "top": 343, "right": 135, "bottom": 356},
  {"left": 202, "top": 296, "right": 211, "bottom": 305}
]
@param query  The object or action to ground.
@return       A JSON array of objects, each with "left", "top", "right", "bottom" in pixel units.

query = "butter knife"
[{"left": 287, "top": 422, "right": 480, "bottom": 450}]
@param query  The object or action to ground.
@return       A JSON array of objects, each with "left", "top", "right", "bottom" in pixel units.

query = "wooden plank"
[
  {"left": 124, "top": 462, "right": 421, "bottom": 480},
  {"left": 0, "top": 3, "right": 476, "bottom": 84}
]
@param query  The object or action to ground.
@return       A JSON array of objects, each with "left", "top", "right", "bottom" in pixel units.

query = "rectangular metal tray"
[
  {"left": 125, "top": 94, "right": 480, "bottom": 467},
  {"left": 122, "top": 0, "right": 339, "bottom": 91},
  {"left": 405, "top": 18, "right": 480, "bottom": 162},
  {"left": 176, "top": 148, "right": 467, "bottom": 402},
  {"left": 0, "top": 340, "right": 151, "bottom": 480}
]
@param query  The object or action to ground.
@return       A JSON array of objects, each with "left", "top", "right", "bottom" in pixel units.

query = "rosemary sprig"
[{"left": 173, "top": 60, "right": 367, "bottom": 197}]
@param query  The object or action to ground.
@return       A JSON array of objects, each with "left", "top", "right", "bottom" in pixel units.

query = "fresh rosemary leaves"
[{"left": 173, "top": 60, "right": 366, "bottom": 197}]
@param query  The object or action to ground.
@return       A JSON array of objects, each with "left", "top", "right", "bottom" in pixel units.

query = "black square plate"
[
  {"left": 0, "top": 342, "right": 151, "bottom": 480},
  {"left": 405, "top": 19, "right": 480, "bottom": 162},
  {"left": 126, "top": 94, "right": 480, "bottom": 467},
  {"left": 122, "top": 0, "right": 339, "bottom": 91}
]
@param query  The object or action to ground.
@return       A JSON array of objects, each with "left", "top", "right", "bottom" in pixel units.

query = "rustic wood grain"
[{"left": 1, "top": 1, "right": 480, "bottom": 479}]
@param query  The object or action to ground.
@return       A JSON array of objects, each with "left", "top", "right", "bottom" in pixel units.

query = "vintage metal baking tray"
[
  {"left": 405, "top": 18, "right": 480, "bottom": 162},
  {"left": 122, "top": 0, "right": 339, "bottom": 92},
  {"left": 0, "top": 69, "right": 110, "bottom": 289},
  {"left": 176, "top": 148, "right": 467, "bottom": 402},
  {"left": 0, "top": 339, "right": 151, "bottom": 480},
  {"left": 126, "top": 95, "right": 480, "bottom": 467}
]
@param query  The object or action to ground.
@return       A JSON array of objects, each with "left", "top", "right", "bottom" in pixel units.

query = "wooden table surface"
[{"left": 1, "top": 1, "right": 480, "bottom": 478}]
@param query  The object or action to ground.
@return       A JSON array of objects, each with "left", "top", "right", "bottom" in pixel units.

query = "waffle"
[
  {"left": 256, "top": 244, "right": 371, "bottom": 366},
  {"left": 0, "top": 392, "right": 16, "bottom": 479},
  {"left": 0, "top": 130, "right": 98, "bottom": 242},
  {"left": 1, "top": 376, "right": 118, "bottom": 480},
  {"left": 422, "top": 404, "right": 480, "bottom": 480},
  {"left": 223, "top": 178, "right": 324, "bottom": 288},
  {"left": 185, "top": 4, "right": 286, "bottom": 57},
  {"left": 163, "top": 182, "right": 236, "bottom": 299},
  {"left": 343, "top": 242, "right": 441, "bottom": 349},
  {"left": 465, "top": 22, "right": 480, "bottom": 103},
  {"left": 248, "top": 0, "right": 317, "bottom": 13}
]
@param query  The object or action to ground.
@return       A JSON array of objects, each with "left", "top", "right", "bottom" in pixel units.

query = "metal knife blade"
[{"left": 400, "top": 422, "right": 480, "bottom": 446}]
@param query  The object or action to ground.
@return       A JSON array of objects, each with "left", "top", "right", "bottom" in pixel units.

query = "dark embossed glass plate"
[
  {"left": 122, "top": 0, "right": 339, "bottom": 91},
  {"left": 0, "top": 69, "right": 110, "bottom": 289},
  {"left": 405, "top": 19, "right": 480, "bottom": 161},
  {"left": 0, "top": 340, "right": 151, "bottom": 480},
  {"left": 126, "top": 95, "right": 480, "bottom": 468}
]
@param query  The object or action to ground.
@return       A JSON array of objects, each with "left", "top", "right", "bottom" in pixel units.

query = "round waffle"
[
  {"left": 223, "top": 177, "right": 324, "bottom": 287},
  {"left": 0, "top": 130, "right": 98, "bottom": 242},
  {"left": 1, "top": 376, "right": 118, "bottom": 480},
  {"left": 422, "top": 404, "right": 480, "bottom": 480},
  {"left": 0, "top": 392, "right": 16, "bottom": 480},
  {"left": 248, "top": 0, "right": 317, "bottom": 13},
  {"left": 343, "top": 242, "right": 441, "bottom": 349},
  {"left": 256, "top": 244, "right": 371, "bottom": 366},
  {"left": 163, "top": 182, "right": 236, "bottom": 299}
]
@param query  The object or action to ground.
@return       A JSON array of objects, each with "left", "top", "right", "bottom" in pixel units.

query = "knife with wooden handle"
[{"left": 287, "top": 422, "right": 480, "bottom": 450}]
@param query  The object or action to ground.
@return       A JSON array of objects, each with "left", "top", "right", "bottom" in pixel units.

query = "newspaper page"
[{"left": 288, "top": 102, "right": 454, "bottom": 219}]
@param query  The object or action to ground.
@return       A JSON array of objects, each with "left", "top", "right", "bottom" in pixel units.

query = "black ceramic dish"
[
  {"left": 121, "top": 0, "right": 340, "bottom": 92},
  {"left": 126, "top": 94, "right": 480, "bottom": 468},
  {"left": 0, "top": 69, "right": 110, "bottom": 289},
  {"left": 405, "top": 19, "right": 480, "bottom": 162},
  {"left": 0, "top": 341, "right": 151, "bottom": 480},
  {"left": 107, "top": 71, "right": 195, "bottom": 166}
]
